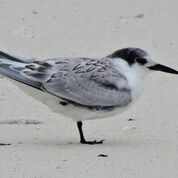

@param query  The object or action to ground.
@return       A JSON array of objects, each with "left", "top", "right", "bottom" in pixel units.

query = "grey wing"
[
  {"left": 0, "top": 51, "right": 42, "bottom": 89},
  {"left": 0, "top": 54, "right": 131, "bottom": 107},
  {"left": 0, "top": 52, "right": 60, "bottom": 90},
  {"left": 42, "top": 58, "right": 132, "bottom": 107}
]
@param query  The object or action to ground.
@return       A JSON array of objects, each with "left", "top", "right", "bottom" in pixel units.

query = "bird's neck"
[{"left": 112, "top": 58, "right": 145, "bottom": 101}]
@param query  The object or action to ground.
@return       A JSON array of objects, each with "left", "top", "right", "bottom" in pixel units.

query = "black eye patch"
[{"left": 136, "top": 58, "right": 147, "bottom": 65}]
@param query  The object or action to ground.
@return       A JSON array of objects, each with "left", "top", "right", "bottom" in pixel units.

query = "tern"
[{"left": 0, "top": 48, "right": 177, "bottom": 144}]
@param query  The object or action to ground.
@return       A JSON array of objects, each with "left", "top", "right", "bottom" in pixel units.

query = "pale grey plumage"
[
  {"left": 43, "top": 57, "right": 131, "bottom": 107},
  {"left": 0, "top": 54, "right": 132, "bottom": 108}
]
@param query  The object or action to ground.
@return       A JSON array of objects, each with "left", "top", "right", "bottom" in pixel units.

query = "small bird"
[{"left": 0, "top": 48, "right": 177, "bottom": 144}]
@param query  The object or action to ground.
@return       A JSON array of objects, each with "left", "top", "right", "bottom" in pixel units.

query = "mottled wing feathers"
[
  {"left": 0, "top": 51, "right": 41, "bottom": 89},
  {"left": 0, "top": 61, "right": 42, "bottom": 90},
  {"left": 42, "top": 58, "right": 131, "bottom": 107},
  {"left": 0, "top": 55, "right": 131, "bottom": 107}
]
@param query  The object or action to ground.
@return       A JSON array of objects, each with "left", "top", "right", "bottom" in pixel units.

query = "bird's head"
[{"left": 108, "top": 47, "right": 178, "bottom": 76}]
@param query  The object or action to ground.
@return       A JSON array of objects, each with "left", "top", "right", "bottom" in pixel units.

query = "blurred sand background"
[{"left": 0, "top": 0, "right": 178, "bottom": 177}]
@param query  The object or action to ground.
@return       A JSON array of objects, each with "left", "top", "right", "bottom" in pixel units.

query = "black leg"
[{"left": 77, "top": 121, "right": 104, "bottom": 145}]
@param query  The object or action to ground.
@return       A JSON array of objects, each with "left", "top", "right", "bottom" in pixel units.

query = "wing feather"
[
  {"left": 0, "top": 55, "right": 132, "bottom": 107},
  {"left": 42, "top": 58, "right": 132, "bottom": 107}
]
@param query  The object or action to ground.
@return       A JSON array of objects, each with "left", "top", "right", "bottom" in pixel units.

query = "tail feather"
[
  {"left": 0, "top": 51, "right": 43, "bottom": 90},
  {"left": 0, "top": 51, "right": 35, "bottom": 63}
]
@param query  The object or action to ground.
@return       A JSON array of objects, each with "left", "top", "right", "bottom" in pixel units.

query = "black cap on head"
[{"left": 108, "top": 48, "right": 148, "bottom": 65}]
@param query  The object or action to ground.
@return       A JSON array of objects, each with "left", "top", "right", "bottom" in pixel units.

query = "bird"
[{"left": 0, "top": 47, "right": 177, "bottom": 145}]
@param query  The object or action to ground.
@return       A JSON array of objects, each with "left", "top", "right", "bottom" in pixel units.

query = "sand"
[{"left": 0, "top": 0, "right": 178, "bottom": 177}]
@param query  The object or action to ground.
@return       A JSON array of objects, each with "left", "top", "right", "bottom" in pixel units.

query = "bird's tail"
[
  {"left": 0, "top": 51, "right": 35, "bottom": 63},
  {"left": 0, "top": 50, "right": 42, "bottom": 90}
]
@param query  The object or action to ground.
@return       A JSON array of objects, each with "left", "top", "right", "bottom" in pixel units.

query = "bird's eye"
[{"left": 136, "top": 58, "right": 147, "bottom": 65}]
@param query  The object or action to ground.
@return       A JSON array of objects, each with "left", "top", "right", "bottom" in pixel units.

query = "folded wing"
[
  {"left": 42, "top": 58, "right": 132, "bottom": 107},
  {"left": 0, "top": 53, "right": 132, "bottom": 107}
]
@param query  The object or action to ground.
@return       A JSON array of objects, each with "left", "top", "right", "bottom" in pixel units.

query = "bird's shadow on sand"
[{"left": 10, "top": 137, "right": 165, "bottom": 150}]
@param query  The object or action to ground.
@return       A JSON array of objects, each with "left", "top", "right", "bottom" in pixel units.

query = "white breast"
[{"left": 113, "top": 58, "right": 144, "bottom": 103}]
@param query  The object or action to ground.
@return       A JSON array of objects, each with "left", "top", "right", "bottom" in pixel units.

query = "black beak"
[{"left": 148, "top": 64, "right": 178, "bottom": 74}]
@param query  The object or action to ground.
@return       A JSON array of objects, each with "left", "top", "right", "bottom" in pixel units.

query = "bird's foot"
[{"left": 80, "top": 139, "right": 105, "bottom": 145}]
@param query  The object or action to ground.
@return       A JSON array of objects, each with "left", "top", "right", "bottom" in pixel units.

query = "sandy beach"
[{"left": 0, "top": 0, "right": 178, "bottom": 177}]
